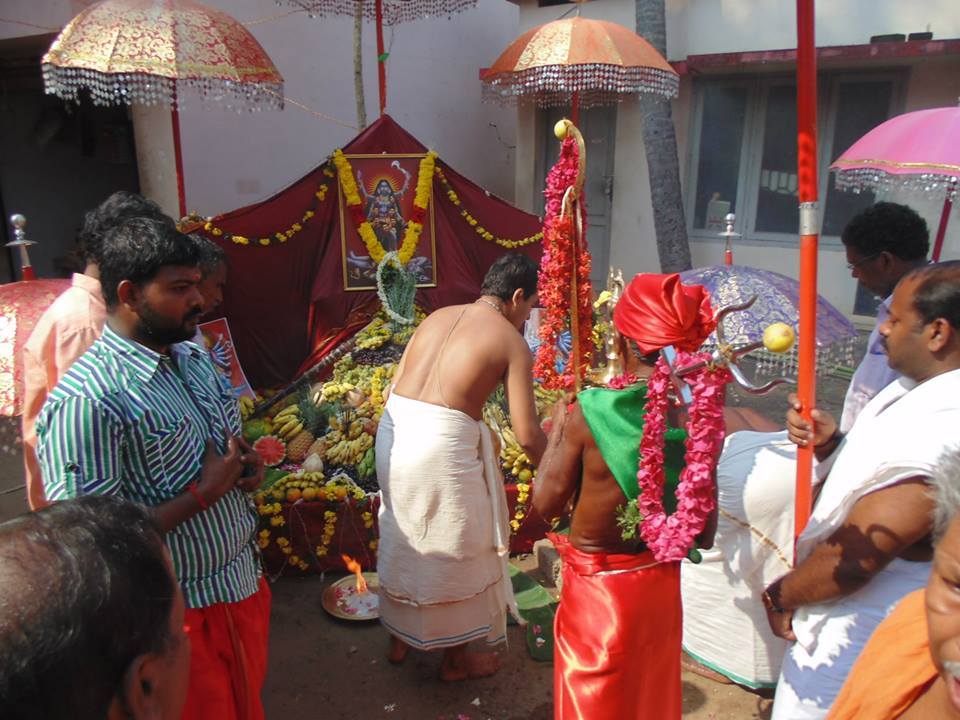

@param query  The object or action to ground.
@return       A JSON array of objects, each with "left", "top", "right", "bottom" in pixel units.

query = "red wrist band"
[{"left": 188, "top": 483, "right": 209, "bottom": 511}]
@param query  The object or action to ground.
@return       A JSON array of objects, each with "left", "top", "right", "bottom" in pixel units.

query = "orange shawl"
[{"left": 828, "top": 589, "right": 937, "bottom": 720}]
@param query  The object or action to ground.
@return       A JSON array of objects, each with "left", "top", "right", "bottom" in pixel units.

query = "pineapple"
[
  {"left": 286, "top": 430, "right": 315, "bottom": 463},
  {"left": 287, "top": 388, "right": 324, "bottom": 464}
]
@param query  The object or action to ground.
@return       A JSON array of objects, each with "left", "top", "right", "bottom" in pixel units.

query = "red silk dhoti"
[
  {"left": 182, "top": 577, "right": 272, "bottom": 720},
  {"left": 552, "top": 534, "right": 682, "bottom": 720}
]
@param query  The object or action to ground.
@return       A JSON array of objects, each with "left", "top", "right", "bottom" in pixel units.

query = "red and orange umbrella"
[
  {"left": 42, "top": 0, "right": 284, "bottom": 218},
  {"left": 483, "top": 17, "right": 678, "bottom": 109}
]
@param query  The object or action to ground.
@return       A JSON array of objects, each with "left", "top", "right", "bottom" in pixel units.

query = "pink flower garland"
[
  {"left": 635, "top": 351, "right": 731, "bottom": 562},
  {"left": 533, "top": 136, "right": 593, "bottom": 391}
]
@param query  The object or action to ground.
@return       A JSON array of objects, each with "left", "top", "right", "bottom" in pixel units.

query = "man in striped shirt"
[{"left": 36, "top": 217, "right": 270, "bottom": 720}]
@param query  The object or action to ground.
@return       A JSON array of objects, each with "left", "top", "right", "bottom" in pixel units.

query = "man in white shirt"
[{"left": 766, "top": 261, "right": 960, "bottom": 719}]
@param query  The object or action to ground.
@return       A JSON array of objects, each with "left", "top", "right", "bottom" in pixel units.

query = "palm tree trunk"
[
  {"left": 354, "top": 2, "right": 367, "bottom": 130},
  {"left": 635, "top": 0, "right": 692, "bottom": 272}
]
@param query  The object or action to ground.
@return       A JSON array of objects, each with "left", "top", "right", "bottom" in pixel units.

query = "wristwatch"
[{"left": 761, "top": 587, "right": 786, "bottom": 614}]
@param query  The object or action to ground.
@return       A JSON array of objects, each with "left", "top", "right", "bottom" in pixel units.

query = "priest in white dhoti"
[
  {"left": 374, "top": 254, "right": 546, "bottom": 681},
  {"left": 765, "top": 262, "right": 960, "bottom": 719}
]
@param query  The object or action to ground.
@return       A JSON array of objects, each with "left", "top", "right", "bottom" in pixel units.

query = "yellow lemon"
[
  {"left": 763, "top": 323, "right": 796, "bottom": 354},
  {"left": 554, "top": 119, "right": 569, "bottom": 140},
  {"left": 518, "top": 468, "right": 533, "bottom": 483}
]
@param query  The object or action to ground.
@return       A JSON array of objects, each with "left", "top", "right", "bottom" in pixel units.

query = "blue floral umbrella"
[{"left": 680, "top": 265, "right": 859, "bottom": 377}]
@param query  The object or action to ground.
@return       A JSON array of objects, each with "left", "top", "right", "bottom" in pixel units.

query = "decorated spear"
[{"left": 533, "top": 119, "right": 594, "bottom": 392}]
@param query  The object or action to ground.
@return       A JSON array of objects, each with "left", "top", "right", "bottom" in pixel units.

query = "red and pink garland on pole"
[{"left": 534, "top": 135, "right": 594, "bottom": 390}]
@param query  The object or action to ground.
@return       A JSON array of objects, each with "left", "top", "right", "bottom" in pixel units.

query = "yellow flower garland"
[
  {"left": 435, "top": 166, "right": 543, "bottom": 249},
  {"left": 510, "top": 481, "right": 532, "bottom": 533},
  {"left": 333, "top": 149, "right": 437, "bottom": 265},
  {"left": 200, "top": 178, "right": 328, "bottom": 248}
]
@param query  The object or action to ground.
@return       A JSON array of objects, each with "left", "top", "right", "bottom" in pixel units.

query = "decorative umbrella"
[
  {"left": 482, "top": 16, "right": 679, "bottom": 115},
  {"left": 42, "top": 0, "right": 284, "bottom": 217},
  {"left": 679, "top": 265, "right": 858, "bottom": 377},
  {"left": 283, "top": 0, "right": 476, "bottom": 120},
  {"left": 831, "top": 106, "right": 960, "bottom": 261},
  {"left": 0, "top": 279, "right": 71, "bottom": 417},
  {"left": 283, "top": 0, "right": 475, "bottom": 26}
]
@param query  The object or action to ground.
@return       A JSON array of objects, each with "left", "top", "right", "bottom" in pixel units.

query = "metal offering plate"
[{"left": 321, "top": 572, "right": 380, "bottom": 621}]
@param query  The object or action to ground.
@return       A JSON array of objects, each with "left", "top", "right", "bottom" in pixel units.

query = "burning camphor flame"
[{"left": 342, "top": 554, "right": 368, "bottom": 594}]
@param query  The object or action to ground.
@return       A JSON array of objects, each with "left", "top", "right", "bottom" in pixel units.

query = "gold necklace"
[{"left": 476, "top": 298, "right": 505, "bottom": 316}]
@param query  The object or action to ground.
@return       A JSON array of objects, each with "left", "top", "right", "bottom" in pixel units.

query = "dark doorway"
[{"left": 0, "top": 32, "right": 140, "bottom": 281}]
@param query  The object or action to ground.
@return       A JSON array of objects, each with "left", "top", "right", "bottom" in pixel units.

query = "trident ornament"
[{"left": 660, "top": 295, "right": 796, "bottom": 400}]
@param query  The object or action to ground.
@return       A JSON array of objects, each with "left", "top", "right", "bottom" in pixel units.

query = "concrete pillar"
[{"left": 131, "top": 104, "right": 180, "bottom": 219}]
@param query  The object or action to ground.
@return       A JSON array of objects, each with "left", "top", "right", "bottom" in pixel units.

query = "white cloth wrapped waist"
[{"left": 375, "top": 393, "right": 520, "bottom": 621}]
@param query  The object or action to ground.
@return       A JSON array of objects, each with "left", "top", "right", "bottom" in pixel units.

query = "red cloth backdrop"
[
  {"left": 198, "top": 115, "right": 543, "bottom": 389},
  {"left": 261, "top": 484, "right": 551, "bottom": 576}
]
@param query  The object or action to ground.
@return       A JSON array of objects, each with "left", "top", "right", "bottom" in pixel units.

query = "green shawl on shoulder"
[{"left": 577, "top": 382, "right": 687, "bottom": 516}]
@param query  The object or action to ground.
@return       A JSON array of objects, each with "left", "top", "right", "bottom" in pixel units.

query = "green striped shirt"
[{"left": 37, "top": 324, "right": 260, "bottom": 609}]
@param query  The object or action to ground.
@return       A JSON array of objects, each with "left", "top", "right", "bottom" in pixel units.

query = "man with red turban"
[{"left": 533, "top": 273, "right": 758, "bottom": 719}]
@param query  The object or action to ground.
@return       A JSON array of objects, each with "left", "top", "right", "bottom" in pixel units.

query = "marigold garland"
[
  {"left": 534, "top": 136, "right": 593, "bottom": 390},
  {"left": 199, "top": 170, "right": 330, "bottom": 247},
  {"left": 435, "top": 166, "right": 543, "bottom": 249},
  {"left": 510, "top": 481, "right": 532, "bottom": 533},
  {"left": 333, "top": 149, "right": 437, "bottom": 265},
  {"left": 633, "top": 353, "right": 730, "bottom": 562}
]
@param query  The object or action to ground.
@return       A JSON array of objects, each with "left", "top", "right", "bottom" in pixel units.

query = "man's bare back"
[
  {"left": 378, "top": 259, "right": 547, "bottom": 680},
  {"left": 391, "top": 299, "right": 546, "bottom": 462}
]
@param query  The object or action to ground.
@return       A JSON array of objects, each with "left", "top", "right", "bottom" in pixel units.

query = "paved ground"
[{"left": 0, "top": 338, "right": 863, "bottom": 718}]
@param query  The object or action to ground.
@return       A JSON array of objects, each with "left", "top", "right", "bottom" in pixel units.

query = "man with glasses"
[{"left": 840, "top": 202, "right": 930, "bottom": 432}]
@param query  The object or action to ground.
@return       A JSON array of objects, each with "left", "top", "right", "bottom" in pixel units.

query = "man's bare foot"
[
  {"left": 439, "top": 650, "right": 500, "bottom": 682},
  {"left": 387, "top": 635, "right": 410, "bottom": 664}
]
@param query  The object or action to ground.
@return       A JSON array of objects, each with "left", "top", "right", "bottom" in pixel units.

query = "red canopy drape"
[{"left": 199, "top": 115, "right": 542, "bottom": 388}]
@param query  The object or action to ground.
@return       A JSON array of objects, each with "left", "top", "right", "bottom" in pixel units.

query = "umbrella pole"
[
  {"left": 794, "top": 0, "right": 819, "bottom": 546},
  {"left": 931, "top": 178, "right": 956, "bottom": 262},
  {"left": 171, "top": 98, "right": 187, "bottom": 220},
  {"left": 570, "top": 91, "right": 580, "bottom": 128},
  {"left": 375, "top": 0, "right": 387, "bottom": 116}
]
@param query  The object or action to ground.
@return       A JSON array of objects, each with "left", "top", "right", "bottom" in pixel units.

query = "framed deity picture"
[{"left": 338, "top": 153, "right": 438, "bottom": 291}]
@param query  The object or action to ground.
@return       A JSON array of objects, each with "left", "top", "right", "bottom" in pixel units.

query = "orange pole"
[
  {"left": 375, "top": 0, "right": 386, "bottom": 116},
  {"left": 795, "top": 0, "right": 818, "bottom": 544}
]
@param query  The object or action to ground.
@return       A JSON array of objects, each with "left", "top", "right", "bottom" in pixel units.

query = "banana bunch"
[
  {"left": 499, "top": 426, "right": 534, "bottom": 483},
  {"left": 273, "top": 404, "right": 304, "bottom": 441},
  {"left": 346, "top": 418, "right": 364, "bottom": 440},
  {"left": 356, "top": 317, "right": 392, "bottom": 349},
  {"left": 324, "top": 432, "right": 374, "bottom": 466},
  {"left": 533, "top": 384, "right": 564, "bottom": 417},
  {"left": 321, "top": 381, "right": 355, "bottom": 402},
  {"left": 238, "top": 396, "right": 256, "bottom": 420},
  {"left": 357, "top": 447, "right": 376, "bottom": 479}
]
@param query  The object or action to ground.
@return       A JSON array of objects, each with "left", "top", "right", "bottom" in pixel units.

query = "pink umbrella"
[{"left": 831, "top": 106, "right": 960, "bottom": 261}]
